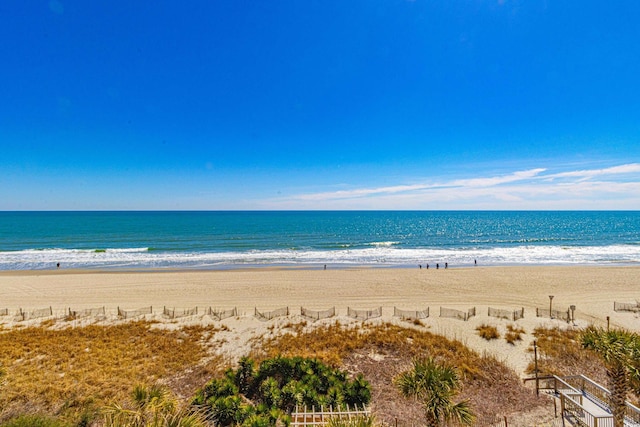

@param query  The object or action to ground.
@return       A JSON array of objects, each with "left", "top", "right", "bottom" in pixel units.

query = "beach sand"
[{"left": 1, "top": 266, "right": 639, "bottom": 375}]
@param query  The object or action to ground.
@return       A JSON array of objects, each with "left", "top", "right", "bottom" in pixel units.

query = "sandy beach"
[{"left": 1, "top": 266, "right": 639, "bottom": 375}]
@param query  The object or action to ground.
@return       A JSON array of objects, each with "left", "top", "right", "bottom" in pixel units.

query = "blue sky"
[{"left": 1, "top": 0, "right": 639, "bottom": 210}]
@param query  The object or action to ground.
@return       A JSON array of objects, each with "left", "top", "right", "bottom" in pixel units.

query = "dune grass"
[
  {"left": 526, "top": 326, "right": 605, "bottom": 383},
  {"left": 475, "top": 324, "right": 500, "bottom": 341},
  {"left": 505, "top": 324, "right": 525, "bottom": 345},
  {"left": 0, "top": 321, "right": 223, "bottom": 423},
  {"left": 0, "top": 319, "right": 602, "bottom": 427}
]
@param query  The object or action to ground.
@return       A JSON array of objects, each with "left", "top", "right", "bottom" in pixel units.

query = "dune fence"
[
  {"left": 488, "top": 307, "right": 525, "bottom": 321},
  {"left": 255, "top": 306, "right": 289, "bottom": 321},
  {"left": 14, "top": 306, "right": 53, "bottom": 321},
  {"left": 440, "top": 306, "right": 476, "bottom": 321},
  {"left": 347, "top": 306, "right": 382, "bottom": 321},
  {"left": 117, "top": 306, "right": 153, "bottom": 319},
  {"left": 69, "top": 306, "right": 106, "bottom": 319},
  {"left": 301, "top": 306, "right": 336, "bottom": 321},
  {"left": 536, "top": 307, "right": 571, "bottom": 322},
  {"left": 614, "top": 301, "right": 640, "bottom": 313},
  {"left": 393, "top": 307, "right": 430, "bottom": 320},
  {"left": 206, "top": 307, "right": 238, "bottom": 320},
  {"left": 163, "top": 306, "right": 198, "bottom": 319}
]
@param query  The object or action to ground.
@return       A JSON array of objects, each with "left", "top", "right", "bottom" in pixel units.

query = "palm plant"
[
  {"left": 395, "top": 357, "right": 474, "bottom": 427},
  {"left": 103, "top": 384, "right": 207, "bottom": 427},
  {"left": 326, "top": 414, "right": 376, "bottom": 427},
  {"left": 581, "top": 327, "right": 640, "bottom": 427},
  {"left": 195, "top": 356, "right": 371, "bottom": 427}
]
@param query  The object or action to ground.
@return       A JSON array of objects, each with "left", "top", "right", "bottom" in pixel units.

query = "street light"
[
  {"left": 549, "top": 295, "right": 554, "bottom": 319},
  {"left": 570, "top": 305, "right": 576, "bottom": 325}
]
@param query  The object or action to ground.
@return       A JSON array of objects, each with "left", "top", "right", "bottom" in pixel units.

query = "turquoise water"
[{"left": 0, "top": 211, "right": 639, "bottom": 270}]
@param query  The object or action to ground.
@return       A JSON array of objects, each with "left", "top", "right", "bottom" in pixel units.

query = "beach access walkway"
[{"left": 537, "top": 375, "right": 640, "bottom": 427}]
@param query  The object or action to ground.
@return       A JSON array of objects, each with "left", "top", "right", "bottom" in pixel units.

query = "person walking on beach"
[
  {"left": 56, "top": 262, "right": 60, "bottom": 269},
  {"left": 445, "top": 262, "right": 448, "bottom": 269}
]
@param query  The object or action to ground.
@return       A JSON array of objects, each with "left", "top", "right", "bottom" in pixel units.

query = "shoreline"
[{"left": 0, "top": 261, "right": 636, "bottom": 275}]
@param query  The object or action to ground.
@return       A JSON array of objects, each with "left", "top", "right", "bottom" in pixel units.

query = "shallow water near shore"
[{"left": 1, "top": 211, "right": 639, "bottom": 270}]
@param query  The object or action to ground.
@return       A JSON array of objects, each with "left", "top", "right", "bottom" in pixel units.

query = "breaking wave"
[{"left": 1, "top": 244, "right": 640, "bottom": 270}]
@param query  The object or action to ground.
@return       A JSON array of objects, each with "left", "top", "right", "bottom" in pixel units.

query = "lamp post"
[
  {"left": 570, "top": 305, "right": 576, "bottom": 325},
  {"left": 549, "top": 295, "right": 554, "bottom": 319}
]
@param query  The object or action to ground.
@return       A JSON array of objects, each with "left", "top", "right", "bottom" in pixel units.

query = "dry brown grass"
[
  {"left": 522, "top": 327, "right": 640, "bottom": 407},
  {"left": 526, "top": 326, "right": 605, "bottom": 383},
  {"left": 250, "top": 321, "right": 548, "bottom": 425},
  {"left": 476, "top": 324, "right": 500, "bottom": 341},
  {"left": 0, "top": 321, "right": 224, "bottom": 423},
  {"left": 1, "top": 320, "right": 612, "bottom": 427},
  {"left": 505, "top": 324, "right": 525, "bottom": 345}
]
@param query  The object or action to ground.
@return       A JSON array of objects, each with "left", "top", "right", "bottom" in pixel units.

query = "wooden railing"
[
  {"left": 534, "top": 375, "right": 640, "bottom": 427},
  {"left": 563, "top": 375, "right": 610, "bottom": 412},
  {"left": 290, "top": 404, "right": 369, "bottom": 427},
  {"left": 562, "top": 395, "right": 614, "bottom": 427}
]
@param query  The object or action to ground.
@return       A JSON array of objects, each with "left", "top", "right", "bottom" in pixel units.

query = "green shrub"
[{"left": 193, "top": 356, "right": 371, "bottom": 427}]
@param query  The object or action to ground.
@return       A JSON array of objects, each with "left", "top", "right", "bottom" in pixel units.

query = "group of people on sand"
[
  {"left": 419, "top": 263, "right": 448, "bottom": 270},
  {"left": 418, "top": 259, "right": 477, "bottom": 270}
]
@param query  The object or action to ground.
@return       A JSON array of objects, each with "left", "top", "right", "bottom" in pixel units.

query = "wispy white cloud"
[
  {"left": 292, "top": 168, "right": 548, "bottom": 202},
  {"left": 546, "top": 163, "right": 640, "bottom": 180},
  {"left": 260, "top": 163, "right": 640, "bottom": 210},
  {"left": 294, "top": 183, "right": 431, "bottom": 201},
  {"left": 449, "top": 168, "right": 547, "bottom": 188}
]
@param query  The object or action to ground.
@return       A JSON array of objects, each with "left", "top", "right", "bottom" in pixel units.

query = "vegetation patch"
[
  {"left": 252, "top": 321, "right": 547, "bottom": 425},
  {"left": 194, "top": 356, "right": 371, "bottom": 427},
  {"left": 396, "top": 357, "right": 473, "bottom": 426},
  {"left": 475, "top": 324, "right": 500, "bottom": 341},
  {"left": 0, "top": 322, "right": 223, "bottom": 424},
  {"left": 505, "top": 324, "right": 525, "bottom": 345},
  {"left": 1, "top": 320, "right": 590, "bottom": 426},
  {"left": 526, "top": 326, "right": 605, "bottom": 382},
  {"left": 103, "top": 384, "right": 207, "bottom": 427}
]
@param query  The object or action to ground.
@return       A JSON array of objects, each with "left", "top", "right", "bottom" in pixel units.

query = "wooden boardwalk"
[{"left": 538, "top": 375, "right": 640, "bottom": 427}]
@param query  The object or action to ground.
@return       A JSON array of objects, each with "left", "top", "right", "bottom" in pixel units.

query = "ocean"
[{"left": 0, "top": 211, "right": 639, "bottom": 270}]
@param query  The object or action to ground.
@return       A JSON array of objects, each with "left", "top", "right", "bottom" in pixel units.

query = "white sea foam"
[
  {"left": 1, "top": 244, "right": 640, "bottom": 270},
  {"left": 366, "top": 241, "right": 400, "bottom": 247}
]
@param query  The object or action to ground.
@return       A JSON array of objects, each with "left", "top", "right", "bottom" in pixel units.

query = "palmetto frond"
[
  {"left": 581, "top": 327, "right": 640, "bottom": 427},
  {"left": 395, "top": 357, "right": 473, "bottom": 426}
]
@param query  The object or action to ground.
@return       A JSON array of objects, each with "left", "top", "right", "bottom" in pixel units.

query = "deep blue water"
[{"left": 0, "top": 211, "right": 639, "bottom": 270}]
